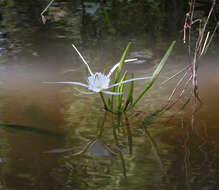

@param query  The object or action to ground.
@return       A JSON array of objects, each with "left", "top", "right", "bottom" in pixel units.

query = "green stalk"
[
  {"left": 99, "top": 92, "right": 110, "bottom": 111},
  {"left": 110, "top": 42, "right": 131, "bottom": 110},
  {"left": 128, "top": 41, "right": 176, "bottom": 111},
  {"left": 123, "top": 73, "right": 134, "bottom": 112},
  {"left": 116, "top": 71, "right": 128, "bottom": 112}
]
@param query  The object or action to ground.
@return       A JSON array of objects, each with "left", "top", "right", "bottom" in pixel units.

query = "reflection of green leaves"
[
  {"left": 124, "top": 114, "right": 133, "bottom": 155},
  {"left": 103, "top": 7, "right": 109, "bottom": 25},
  {"left": 142, "top": 109, "right": 162, "bottom": 128},
  {"left": 112, "top": 119, "right": 127, "bottom": 178},
  {"left": 24, "top": 105, "right": 49, "bottom": 125},
  {"left": 0, "top": 124, "right": 65, "bottom": 138}
]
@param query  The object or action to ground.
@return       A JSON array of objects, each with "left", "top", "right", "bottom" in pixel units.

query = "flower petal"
[
  {"left": 107, "top": 62, "right": 120, "bottom": 77},
  {"left": 107, "top": 58, "right": 138, "bottom": 77},
  {"left": 43, "top": 81, "right": 89, "bottom": 88},
  {"left": 102, "top": 91, "right": 123, "bottom": 95},
  {"left": 124, "top": 58, "right": 138, "bottom": 63},
  {"left": 72, "top": 44, "right": 93, "bottom": 76},
  {"left": 74, "top": 88, "right": 95, "bottom": 94},
  {"left": 88, "top": 72, "right": 110, "bottom": 92},
  {"left": 109, "top": 76, "right": 152, "bottom": 88}
]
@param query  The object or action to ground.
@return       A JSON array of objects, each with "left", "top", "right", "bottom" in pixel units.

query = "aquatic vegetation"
[
  {"left": 108, "top": 41, "right": 176, "bottom": 113},
  {"left": 45, "top": 44, "right": 151, "bottom": 96},
  {"left": 45, "top": 41, "right": 176, "bottom": 113},
  {"left": 43, "top": 41, "right": 175, "bottom": 178}
]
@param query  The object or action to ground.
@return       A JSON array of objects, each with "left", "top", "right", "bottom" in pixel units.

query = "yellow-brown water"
[
  {"left": 0, "top": 44, "right": 218, "bottom": 189},
  {"left": 0, "top": 0, "right": 219, "bottom": 189}
]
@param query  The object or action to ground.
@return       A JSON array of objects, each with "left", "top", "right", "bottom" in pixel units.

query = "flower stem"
[{"left": 99, "top": 92, "right": 110, "bottom": 111}]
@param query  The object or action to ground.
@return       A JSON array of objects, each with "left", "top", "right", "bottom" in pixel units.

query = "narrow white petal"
[
  {"left": 124, "top": 58, "right": 138, "bottom": 63},
  {"left": 72, "top": 44, "right": 93, "bottom": 75},
  {"left": 102, "top": 91, "right": 123, "bottom": 95},
  {"left": 74, "top": 88, "right": 95, "bottom": 94},
  {"left": 107, "top": 62, "right": 120, "bottom": 77},
  {"left": 107, "top": 58, "right": 138, "bottom": 77},
  {"left": 43, "top": 81, "right": 89, "bottom": 88},
  {"left": 109, "top": 76, "right": 152, "bottom": 88}
]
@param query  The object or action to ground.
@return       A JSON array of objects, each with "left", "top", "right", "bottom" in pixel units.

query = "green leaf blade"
[
  {"left": 123, "top": 73, "right": 134, "bottom": 112},
  {"left": 129, "top": 41, "right": 176, "bottom": 110},
  {"left": 116, "top": 71, "right": 128, "bottom": 112},
  {"left": 110, "top": 42, "right": 131, "bottom": 110}
]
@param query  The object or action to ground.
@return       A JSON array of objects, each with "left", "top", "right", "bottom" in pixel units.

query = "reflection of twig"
[
  {"left": 112, "top": 114, "right": 127, "bottom": 178},
  {"left": 45, "top": 111, "right": 108, "bottom": 156},
  {"left": 72, "top": 111, "right": 112, "bottom": 157},
  {"left": 179, "top": 108, "right": 219, "bottom": 189},
  {"left": 44, "top": 138, "right": 96, "bottom": 155},
  {"left": 144, "top": 128, "right": 171, "bottom": 185},
  {"left": 41, "top": 0, "right": 55, "bottom": 24},
  {"left": 124, "top": 113, "right": 133, "bottom": 155},
  {"left": 197, "top": 121, "right": 218, "bottom": 172},
  {"left": 97, "top": 111, "right": 107, "bottom": 138},
  {"left": 182, "top": 120, "right": 192, "bottom": 190},
  {"left": 71, "top": 139, "right": 97, "bottom": 156}
]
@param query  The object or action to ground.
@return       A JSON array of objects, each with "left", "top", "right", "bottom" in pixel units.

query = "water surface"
[{"left": 0, "top": 1, "right": 219, "bottom": 189}]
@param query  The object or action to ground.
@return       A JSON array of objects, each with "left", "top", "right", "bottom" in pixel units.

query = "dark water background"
[{"left": 0, "top": 0, "right": 219, "bottom": 189}]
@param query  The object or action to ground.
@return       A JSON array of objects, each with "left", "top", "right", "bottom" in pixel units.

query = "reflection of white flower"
[{"left": 45, "top": 44, "right": 152, "bottom": 95}]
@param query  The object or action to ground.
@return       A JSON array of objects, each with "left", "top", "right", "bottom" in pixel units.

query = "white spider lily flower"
[
  {"left": 44, "top": 45, "right": 152, "bottom": 95},
  {"left": 88, "top": 72, "right": 110, "bottom": 92}
]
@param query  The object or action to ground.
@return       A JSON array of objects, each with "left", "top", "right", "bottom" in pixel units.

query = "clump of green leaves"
[{"left": 101, "top": 41, "right": 176, "bottom": 114}]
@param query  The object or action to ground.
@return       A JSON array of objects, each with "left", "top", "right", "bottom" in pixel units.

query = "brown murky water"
[
  {"left": 0, "top": 0, "right": 219, "bottom": 189},
  {"left": 0, "top": 43, "right": 218, "bottom": 189}
]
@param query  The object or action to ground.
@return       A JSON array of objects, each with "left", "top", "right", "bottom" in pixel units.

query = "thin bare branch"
[
  {"left": 203, "top": 21, "right": 219, "bottom": 55},
  {"left": 200, "top": 31, "right": 210, "bottom": 56},
  {"left": 168, "top": 70, "right": 189, "bottom": 101},
  {"left": 161, "top": 65, "right": 191, "bottom": 86}
]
